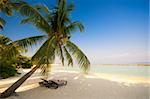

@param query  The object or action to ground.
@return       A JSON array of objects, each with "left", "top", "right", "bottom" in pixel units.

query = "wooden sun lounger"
[{"left": 39, "top": 79, "right": 67, "bottom": 89}]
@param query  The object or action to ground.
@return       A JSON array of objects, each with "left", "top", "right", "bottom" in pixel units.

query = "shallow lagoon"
[{"left": 53, "top": 65, "right": 149, "bottom": 78}]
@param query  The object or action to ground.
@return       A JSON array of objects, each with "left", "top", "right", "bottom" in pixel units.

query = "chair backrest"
[
  {"left": 41, "top": 79, "right": 49, "bottom": 83},
  {"left": 49, "top": 80, "right": 58, "bottom": 85}
]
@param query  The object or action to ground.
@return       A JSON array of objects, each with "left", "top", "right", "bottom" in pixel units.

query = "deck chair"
[{"left": 39, "top": 79, "right": 67, "bottom": 89}]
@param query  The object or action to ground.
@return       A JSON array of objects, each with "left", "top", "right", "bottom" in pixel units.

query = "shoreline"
[
  {"left": 52, "top": 70, "right": 150, "bottom": 84},
  {"left": 0, "top": 70, "right": 149, "bottom": 88}
]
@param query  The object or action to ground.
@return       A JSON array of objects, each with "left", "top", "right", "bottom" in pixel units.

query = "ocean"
[{"left": 52, "top": 65, "right": 149, "bottom": 78}]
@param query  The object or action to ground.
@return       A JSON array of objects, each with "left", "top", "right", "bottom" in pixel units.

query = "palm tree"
[
  {"left": 0, "top": 0, "right": 29, "bottom": 30},
  {"left": 0, "top": 0, "right": 90, "bottom": 98}
]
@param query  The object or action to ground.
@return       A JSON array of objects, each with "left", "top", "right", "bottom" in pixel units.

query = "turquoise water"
[{"left": 53, "top": 65, "right": 150, "bottom": 78}]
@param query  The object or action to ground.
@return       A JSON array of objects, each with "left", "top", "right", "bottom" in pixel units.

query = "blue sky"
[{"left": 0, "top": 0, "right": 149, "bottom": 64}]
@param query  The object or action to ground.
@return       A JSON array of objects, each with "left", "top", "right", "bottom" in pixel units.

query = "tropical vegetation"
[
  {"left": 0, "top": 62, "right": 17, "bottom": 79},
  {"left": 13, "top": 55, "right": 33, "bottom": 69},
  {"left": 0, "top": 34, "right": 44, "bottom": 78}
]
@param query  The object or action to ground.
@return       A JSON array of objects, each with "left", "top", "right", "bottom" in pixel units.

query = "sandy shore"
[{"left": 0, "top": 71, "right": 148, "bottom": 99}]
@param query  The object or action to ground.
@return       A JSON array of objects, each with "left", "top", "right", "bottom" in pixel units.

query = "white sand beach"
[{"left": 0, "top": 71, "right": 149, "bottom": 99}]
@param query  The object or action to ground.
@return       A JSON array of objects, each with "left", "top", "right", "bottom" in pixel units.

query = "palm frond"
[
  {"left": 32, "top": 36, "right": 56, "bottom": 77},
  {"left": 18, "top": 2, "right": 52, "bottom": 34},
  {"left": 0, "top": 34, "right": 11, "bottom": 45},
  {"left": 32, "top": 36, "right": 56, "bottom": 63},
  {"left": 0, "top": 34, "right": 20, "bottom": 61},
  {"left": 63, "top": 46, "right": 73, "bottom": 66},
  {"left": 1, "top": 5, "right": 13, "bottom": 16},
  {"left": 13, "top": 35, "right": 46, "bottom": 50},
  {"left": 4, "top": 43, "right": 20, "bottom": 60},
  {"left": 0, "top": 17, "right": 6, "bottom": 30},
  {"left": 35, "top": 4, "right": 50, "bottom": 14},
  {"left": 67, "top": 3, "right": 75, "bottom": 12},
  {"left": 40, "top": 60, "right": 52, "bottom": 78},
  {"left": 66, "top": 41, "right": 90, "bottom": 72},
  {"left": 20, "top": 16, "right": 34, "bottom": 24},
  {"left": 56, "top": 44, "right": 65, "bottom": 66},
  {"left": 65, "top": 21, "right": 84, "bottom": 33}
]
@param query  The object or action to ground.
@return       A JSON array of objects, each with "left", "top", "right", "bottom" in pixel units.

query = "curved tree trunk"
[{"left": 0, "top": 66, "right": 39, "bottom": 98}]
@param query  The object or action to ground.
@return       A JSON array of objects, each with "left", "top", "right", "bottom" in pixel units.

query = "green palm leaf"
[
  {"left": 34, "top": 4, "right": 50, "bottom": 14},
  {"left": 56, "top": 44, "right": 65, "bottom": 66},
  {"left": 32, "top": 36, "right": 56, "bottom": 76},
  {"left": 13, "top": 35, "right": 46, "bottom": 50},
  {"left": 66, "top": 21, "right": 84, "bottom": 33},
  {"left": 19, "top": 2, "right": 52, "bottom": 34},
  {"left": 4, "top": 43, "right": 20, "bottom": 60},
  {"left": 32, "top": 36, "right": 56, "bottom": 63},
  {"left": 1, "top": 5, "right": 13, "bottom": 16},
  {"left": 0, "top": 17, "right": 6, "bottom": 30},
  {"left": 63, "top": 46, "right": 73, "bottom": 66},
  {"left": 0, "top": 35, "right": 19, "bottom": 60},
  {"left": 66, "top": 41, "right": 90, "bottom": 72},
  {"left": 67, "top": 3, "right": 75, "bottom": 12},
  {"left": 0, "top": 34, "right": 11, "bottom": 45}
]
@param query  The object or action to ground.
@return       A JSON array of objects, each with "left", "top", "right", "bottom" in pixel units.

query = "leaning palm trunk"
[{"left": 0, "top": 66, "right": 39, "bottom": 98}]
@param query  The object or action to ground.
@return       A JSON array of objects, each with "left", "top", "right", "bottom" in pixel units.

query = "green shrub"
[
  {"left": 1, "top": 72, "right": 9, "bottom": 79},
  {"left": 21, "top": 62, "right": 32, "bottom": 68},
  {"left": 0, "top": 63, "right": 17, "bottom": 79},
  {"left": 14, "top": 56, "right": 33, "bottom": 69}
]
